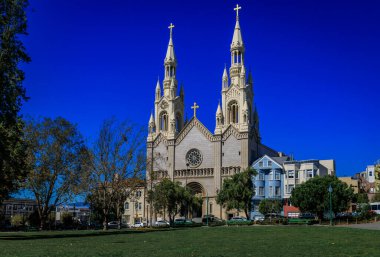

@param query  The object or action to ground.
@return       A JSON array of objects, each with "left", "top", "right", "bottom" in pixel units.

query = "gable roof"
[{"left": 251, "top": 155, "right": 284, "bottom": 169}]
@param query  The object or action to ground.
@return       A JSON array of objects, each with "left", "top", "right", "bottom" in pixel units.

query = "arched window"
[
  {"left": 228, "top": 101, "right": 239, "bottom": 123},
  {"left": 160, "top": 112, "right": 168, "bottom": 131}
]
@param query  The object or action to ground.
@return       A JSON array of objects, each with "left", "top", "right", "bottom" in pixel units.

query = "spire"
[
  {"left": 165, "top": 23, "right": 176, "bottom": 63},
  {"left": 155, "top": 78, "right": 161, "bottom": 101},
  {"left": 240, "top": 64, "right": 246, "bottom": 76},
  {"left": 149, "top": 112, "right": 154, "bottom": 124},
  {"left": 155, "top": 78, "right": 161, "bottom": 92},
  {"left": 216, "top": 102, "right": 223, "bottom": 115},
  {"left": 222, "top": 65, "right": 229, "bottom": 89},
  {"left": 223, "top": 65, "right": 228, "bottom": 80},
  {"left": 148, "top": 112, "right": 155, "bottom": 134},
  {"left": 231, "top": 4, "right": 244, "bottom": 49}
]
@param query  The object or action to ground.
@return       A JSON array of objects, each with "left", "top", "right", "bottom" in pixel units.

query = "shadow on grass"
[{"left": 0, "top": 228, "right": 176, "bottom": 241}]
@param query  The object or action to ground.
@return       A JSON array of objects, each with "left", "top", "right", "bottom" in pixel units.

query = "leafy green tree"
[
  {"left": 258, "top": 199, "right": 282, "bottom": 216},
  {"left": 0, "top": 0, "right": 30, "bottom": 203},
  {"left": 24, "top": 117, "right": 90, "bottom": 230},
  {"left": 216, "top": 167, "right": 257, "bottom": 219},
  {"left": 151, "top": 179, "right": 182, "bottom": 225},
  {"left": 353, "top": 193, "right": 369, "bottom": 204},
  {"left": 149, "top": 179, "right": 201, "bottom": 226},
  {"left": 291, "top": 175, "right": 354, "bottom": 220}
]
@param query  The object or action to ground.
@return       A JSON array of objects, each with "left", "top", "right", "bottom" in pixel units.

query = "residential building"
[
  {"left": 55, "top": 203, "right": 90, "bottom": 225},
  {"left": 338, "top": 177, "right": 359, "bottom": 194},
  {"left": 283, "top": 159, "right": 335, "bottom": 199},
  {"left": 123, "top": 186, "right": 147, "bottom": 226},
  {"left": 0, "top": 198, "right": 38, "bottom": 224},
  {"left": 250, "top": 155, "right": 289, "bottom": 218}
]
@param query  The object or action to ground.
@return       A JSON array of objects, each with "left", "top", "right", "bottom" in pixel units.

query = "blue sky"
[{"left": 22, "top": 0, "right": 380, "bottom": 177}]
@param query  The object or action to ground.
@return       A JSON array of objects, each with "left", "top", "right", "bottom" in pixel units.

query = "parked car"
[
  {"left": 107, "top": 221, "right": 128, "bottom": 229},
  {"left": 174, "top": 218, "right": 193, "bottom": 225},
  {"left": 131, "top": 222, "right": 145, "bottom": 228},
  {"left": 299, "top": 213, "right": 316, "bottom": 219},
  {"left": 253, "top": 215, "right": 265, "bottom": 222},
  {"left": 154, "top": 220, "right": 170, "bottom": 227},
  {"left": 230, "top": 216, "right": 248, "bottom": 221},
  {"left": 202, "top": 215, "right": 216, "bottom": 223}
]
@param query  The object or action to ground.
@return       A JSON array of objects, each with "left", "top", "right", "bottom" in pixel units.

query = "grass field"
[{"left": 0, "top": 226, "right": 379, "bottom": 257}]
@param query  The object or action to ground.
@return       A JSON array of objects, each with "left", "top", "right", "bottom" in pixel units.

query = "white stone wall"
[
  {"left": 175, "top": 126, "right": 214, "bottom": 170},
  {"left": 153, "top": 141, "right": 168, "bottom": 172},
  {"left": 222, "top": 134, "right": 241, "bottom": 167}
]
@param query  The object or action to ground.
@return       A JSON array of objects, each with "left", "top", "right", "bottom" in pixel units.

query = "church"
[{"left": 146, "top": 5, "right": 280, "bottom": 220}]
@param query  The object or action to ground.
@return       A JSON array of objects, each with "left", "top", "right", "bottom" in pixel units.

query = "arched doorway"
[{"left": 186, "top": 182, "right": 204, "bottom": 219}]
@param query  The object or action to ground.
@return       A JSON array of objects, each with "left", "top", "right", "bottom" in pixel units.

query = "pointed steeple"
[
  {"left": 148, "top": 112, "right": 155, "bottom": 134},
  {"left": 165, "top": 23, "right": 176, "bottom": 63},
  {"left": 149, "top": 112, "right": 155, "bottom": 124},
  {"left": 216, "top": 102, "right": 223, "bottom": 115},
  {"left": 222, "top": 65, "right": 229, "bottom": 89},
  {"left": 231, "top": 4, "right": 244, "bottom": 50},
  {"left": 155, "top": 78, "right": 161, "bottom": 101}
]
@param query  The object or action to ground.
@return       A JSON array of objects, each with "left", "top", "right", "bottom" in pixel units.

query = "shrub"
[
  {"left": 11, "top": 214, "right": 24, "bottom": 227},
  {"left": 226, "top": 220, "right": 253, "bottom": 226}
]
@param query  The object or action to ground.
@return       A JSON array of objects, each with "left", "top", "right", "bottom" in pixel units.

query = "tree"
[
  {"left": 353, "top": 193, "right": 369, "bottom": 204},
  {"left": 86, "top": 119, "right": 145, "bottom": 230},
  {"left": 149, "top": 179, "right": 200, "bottom": 226},
  {"left": 216, "top": 167, "right": 257, "bottom": 219},
  {"left": 258, "top": 199, "right": 282, "bottom": 216},
  {"left": 290, "top": 175, "right": 354, "bottom": 220},
  {"left": 0, "top": 0, "right": 30, "bottom": 204},
  {"left": 24, "top": 117, "right": 90, "bottom": 229}
]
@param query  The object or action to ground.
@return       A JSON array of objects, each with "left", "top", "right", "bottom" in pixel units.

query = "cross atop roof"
[
  {"left": 191, "top": 102, "right": 199, "bottom": 117},
  {"left": 234, "top": 4, "right": 241, "bottom": 20},
  {"left": 168, "top": 23, "right": 175, "bottom": 37}
]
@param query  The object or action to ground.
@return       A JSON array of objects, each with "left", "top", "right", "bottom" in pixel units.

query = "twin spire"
[
  {"left": 231, "top": 4, "right": 244, "bottom": 49},
  {"left": 165, "top": 23, "right": 176, "bottom": 63}
]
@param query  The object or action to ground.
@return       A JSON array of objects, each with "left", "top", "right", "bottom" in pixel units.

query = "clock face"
[{"left": 186, "top": 149, "right": 203, "bottom": 168}]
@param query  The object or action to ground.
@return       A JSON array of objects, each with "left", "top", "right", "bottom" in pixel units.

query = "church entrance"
[{"left": 186, "top": 182, "right": 204, "bottom": 219}]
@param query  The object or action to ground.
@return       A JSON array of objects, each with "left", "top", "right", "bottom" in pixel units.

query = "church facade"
[{"left": 146, "top": 5, "right": 279, "bottom": 220}]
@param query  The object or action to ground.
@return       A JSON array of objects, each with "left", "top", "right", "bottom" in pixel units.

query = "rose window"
[{"left": 186, "top": 149, "right": 203, "bottom": 168}]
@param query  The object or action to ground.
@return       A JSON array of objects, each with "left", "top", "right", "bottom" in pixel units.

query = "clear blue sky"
[{"left": 22, "top": 0, "right": 380, "bottom": 177}]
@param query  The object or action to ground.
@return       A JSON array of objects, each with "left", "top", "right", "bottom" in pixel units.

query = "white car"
[
  {"left": 131, "top": 222, "right": 145, "bottom": 228},
  {"left": 253, "top": 215, "right": 265, "bottom": 222},
  {"left": 154, "top": 220, "right": 170, "bottom": 227}
]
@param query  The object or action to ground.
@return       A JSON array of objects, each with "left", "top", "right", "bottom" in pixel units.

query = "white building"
[
  {"left": 146, "top": 5, "right": 280, "bottom": 221},
  {"left": 283, "top": 159, "right": 335, "bottom": 199}
]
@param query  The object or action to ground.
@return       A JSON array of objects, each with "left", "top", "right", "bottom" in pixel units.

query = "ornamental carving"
[
  {"left": 186, "top": 148, "right": 203, "bottom": 168},
  {"left": 160, "top": 101, "right": 169, "bottom": 109}
]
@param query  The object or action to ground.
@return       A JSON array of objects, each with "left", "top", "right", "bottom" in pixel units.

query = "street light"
[
  {"left": 328, "top": 184, "right": 333, "bottom": 226},
  {"left": 186, "top": 162, "right": 189, "bottom": 219}
]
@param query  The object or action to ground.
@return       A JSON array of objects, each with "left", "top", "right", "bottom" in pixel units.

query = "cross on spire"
[
  {"left": 234, "top": 4, "right": 241, "bottom": 20},
  {"left": 191, "top": 102, "right": 199, "bottom": 117},
  {"left": 168, "top": 23, "right": 175, "bottom": 37}
]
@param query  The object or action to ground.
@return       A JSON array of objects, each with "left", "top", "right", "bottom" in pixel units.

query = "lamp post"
[
  {"left": 206, "top": 192, "right": 209, "bottom": 227},
  {"left": 328, "top": 184, "right": 333, "bottom": 226},
  {"left": 186, "top": 162, "right": 189, "bottom": 219}
]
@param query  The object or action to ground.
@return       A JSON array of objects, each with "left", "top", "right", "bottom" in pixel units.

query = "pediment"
[
  {"left": 176, "top": 117, "right": 215, "bottom": 145},
  {"left": 222, "top": 124, "right": 242, "bottom": 141},
  {"left": 226, "top": 84, "right": 240, "bottom": 100}
]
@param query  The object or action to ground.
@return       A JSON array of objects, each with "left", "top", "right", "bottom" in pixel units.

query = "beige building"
[
  {"left": 283, "top": 159, "right": 335, "bottom": 198},
  {"left": 146, "top": 6, "right": 279, "bottom": 221},
  {"left": 338, "top": 177, "right": 359, "bottom": 194},
  {"left": 122, "top": 186, "right": 147, "bottom": 226}
]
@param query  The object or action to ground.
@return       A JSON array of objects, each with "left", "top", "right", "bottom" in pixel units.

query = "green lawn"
[{"left": 0, "top": 226, "right": 379, "bottom": 257}]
